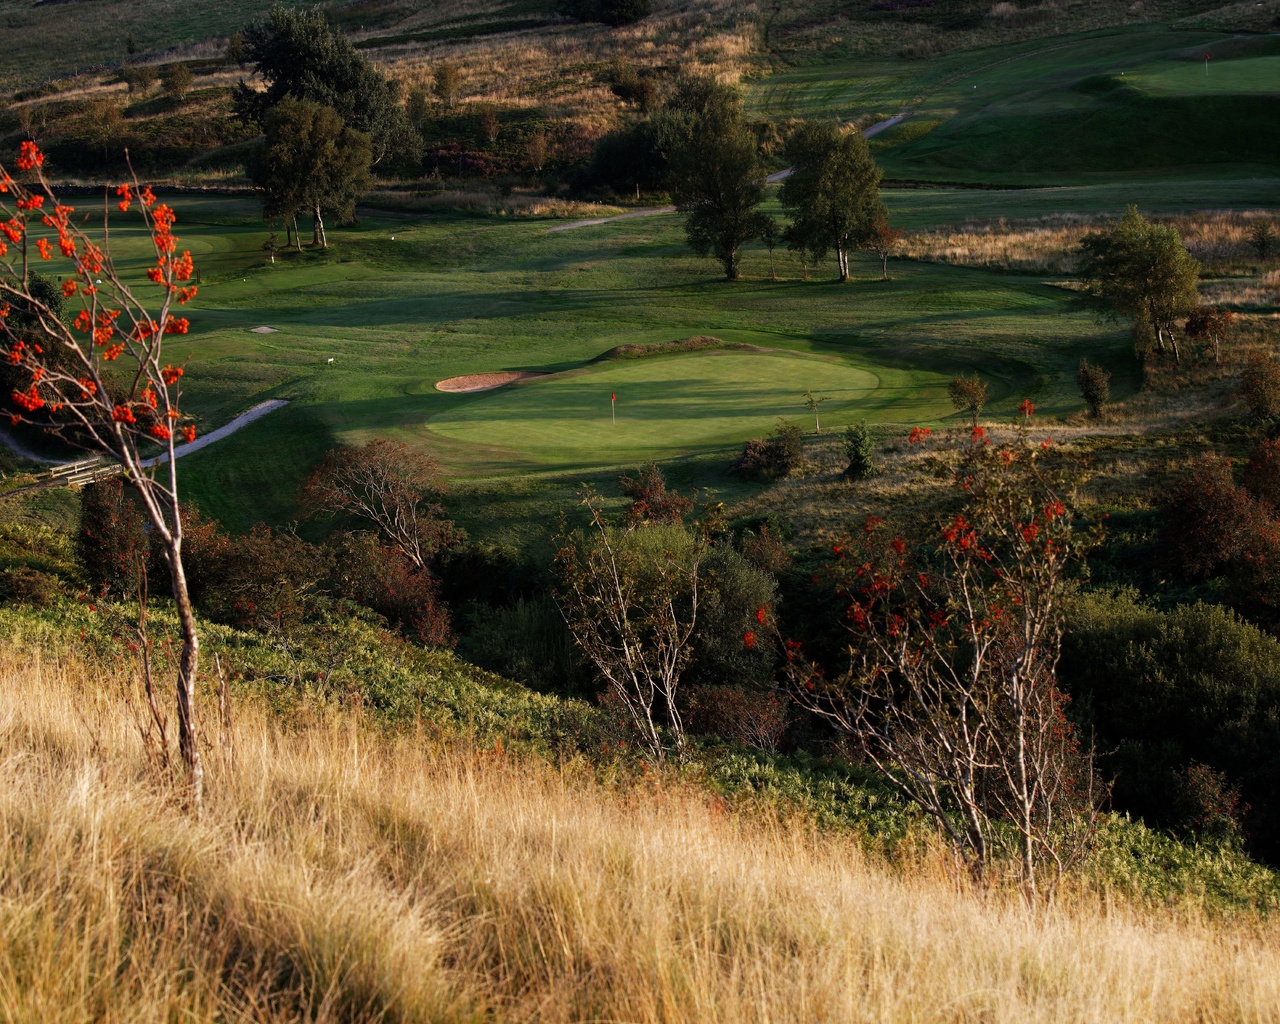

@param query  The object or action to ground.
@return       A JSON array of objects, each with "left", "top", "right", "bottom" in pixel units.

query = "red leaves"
[
  {"left": 908, "top": 426, "right": 932, "bottom": 444},
  {"left": 743, "top": 631, "right": 757, "bottom": 649}
]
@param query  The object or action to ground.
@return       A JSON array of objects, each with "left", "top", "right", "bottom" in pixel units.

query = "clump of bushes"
[
  {"left": 618, "top": 461, "right": 694, "bottom": 525},
  {"left": 735, "top": 421, "right": 804, "bottom": 480},
  {"left": 1076, "top": 358, "right": 1111, "bottom": 418},
  {"left": 1240, "top": 356, "right": 1280, "bottom": 418},
  {"left": 1061, "top": 590, "right": 1280, "bottom": 859}
]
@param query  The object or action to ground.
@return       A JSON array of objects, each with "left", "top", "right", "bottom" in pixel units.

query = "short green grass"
[
  {"left": 126, "top": 193, "right": 1139, "bottom": 529},
  {"left": 751, "top": 27, "right": 1280, "bottom": 184}
]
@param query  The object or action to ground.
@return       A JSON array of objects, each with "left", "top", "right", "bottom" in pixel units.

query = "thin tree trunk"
[
  {"left": 313, "top": 207, "right": 325, "bottom": 248},
  {"left": 293, "top": 216, "right": 302, "bottom": 251},
  {"left": 167, "top": 544, "right": 203, "bottom": 810},
  {"left": 285, "top": 219, "right": 293, "bottom": 249},
  {"left": 881, "top": 252, "right": 889, "bottom": 280}
]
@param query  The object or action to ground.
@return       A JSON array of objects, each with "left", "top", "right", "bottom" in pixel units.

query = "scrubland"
[{"left": 3, "top": 645, "right": 1280, "bottom": 1023}]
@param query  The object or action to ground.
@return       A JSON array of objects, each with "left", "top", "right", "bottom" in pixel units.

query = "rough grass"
[{"left": 5, "top": 646, "right": 1280, "bottom": 1023}]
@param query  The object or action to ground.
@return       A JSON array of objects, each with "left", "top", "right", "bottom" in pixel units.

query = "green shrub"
[
  {"left": 77, "top": 479, "right": 146, "bottom": 599},
  {"left": 1060, "top": 591, "right": 1280, "bottom": 862},
  {"left": 842, "top": 422, "right": 875, "bottom": 480}
]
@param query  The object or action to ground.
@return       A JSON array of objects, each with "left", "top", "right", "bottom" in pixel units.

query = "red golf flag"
[{"left": 612, "top": 393, "right": 616, "bottom": 401}]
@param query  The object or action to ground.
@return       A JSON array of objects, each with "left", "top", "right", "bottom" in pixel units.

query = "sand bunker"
[
  {"left": 251, "top": 326, "right": 279, "bottom": 334},
  {"left": 435, "top": 371, "right": 548, "bottom": 393}
]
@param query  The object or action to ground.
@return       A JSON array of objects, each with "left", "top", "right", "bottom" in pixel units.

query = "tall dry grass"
[{"left": 3, "top": 646, "right": 1279, "bottom": 1023}]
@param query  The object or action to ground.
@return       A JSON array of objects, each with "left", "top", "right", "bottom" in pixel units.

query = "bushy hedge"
[{"left": 1061, "top": 591, "right": 1280, "bottom": 862}]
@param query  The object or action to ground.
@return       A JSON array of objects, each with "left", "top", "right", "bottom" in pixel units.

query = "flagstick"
[{"left": 612, "top": 392, "right": 616, "bottom": 426}]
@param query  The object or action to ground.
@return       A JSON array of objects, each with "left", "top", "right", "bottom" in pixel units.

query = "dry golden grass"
[
  {"left": 4, "top": 645, "right": 1280, "bottom": 1022},
  {"left": 902, "top": 211, "right": 1280, "bottom": 310}
]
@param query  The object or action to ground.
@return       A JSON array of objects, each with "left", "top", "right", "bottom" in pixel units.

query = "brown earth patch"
[{"left": 435, "top": 371, "right": 549, "bottom": 393}]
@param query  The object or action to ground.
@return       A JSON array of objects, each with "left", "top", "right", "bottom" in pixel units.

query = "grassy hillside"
[{"left": 3, "top": 618, "right": 1280, "bottom": 1021}]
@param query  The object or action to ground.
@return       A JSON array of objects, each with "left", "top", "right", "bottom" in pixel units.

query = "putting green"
[{"left": 427, "top": 350, "right": 951, "bottom": 467}]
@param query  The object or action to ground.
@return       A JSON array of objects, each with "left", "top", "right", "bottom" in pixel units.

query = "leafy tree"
[
  {"left": 555, "top": 493, "right": 705, "bottom": 762},
  {"left": 863, "top": 212, "right": 904, "bottom": 281},
  {"left": 668, "top": 102, "right": 769, "bottom": 280},
  {"left": 1240, "top": 355, "right": 1280, "bottom": 418},
  {"left": 248, "top": 97, "right": 372, "bottom": 248},
  {"left": 302, "top": 438, "right": 459, "bottom": 570},
  {"left": 1075, "top": 358, "right": 1110, "bottom": 418},
  {"left": 524, "top": 130, "right": 549, "bottom": 173},
  {"left": 842, "top": 422, "right": 875, "bottom": 480},
  {"left": 78, "top": 478, "right": 147, "bottom": 598},
  {"left": 433, "top": 62, "right": 462, "bottom": 109},
  {"left": 780, "top": 121, "right": 885, "bottom": 282},
  {"left": 1248, "top": 220, "right": 1276, "bottom": 261},
  {"left": 120, "top": 64, "right": 157, "bottom": 94},
  {"left": 1184, "top": 305, "right": 1236, "bottom": 366},
  {"left": 160, "top": 63, "right": 194, "bottom": 102},
  {"left": 225, "top": 31, "right": 248, "bottom": 66},
  {"left": 1077, "top": 206, "right": 1200, "bottom": 363},
  {"left": 405, "top": 83, "right": 429, "bottom": 128},
  {"left": 947, "top": 373, "right": 988, "bottom": 427},
  {"left": 235, "top": 4, "right": 415, "bottom": 166}
]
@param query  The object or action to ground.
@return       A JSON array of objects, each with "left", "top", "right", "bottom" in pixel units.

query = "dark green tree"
[
  {"left": 234, "top": 5, "right": 416, "bottom": 166},
  {"left": 668, "top": 101, "right": 769, "bottom": 280},
  {"left": 1077, "top": 206, "right": 1201, "bottom": 363},
  {"left": 780, "top": 121, "right": 885, "bottom": 282},
  {"left": 248, "top": 97, "right": 372, "bottom": 249}
]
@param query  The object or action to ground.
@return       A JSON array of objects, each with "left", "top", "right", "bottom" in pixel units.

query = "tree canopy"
[
  {"left": 668, "top": 94, "right": 769, "bottom": 281},
  {"left": 780, "top": 121, "right": 885, "bottom": 282},
  {"left": 1077, "top": 205, "right": 1200, "bottom": 362},
  {"left": 248, "top": 97, "right": 372, "bottom": 248},
  {"left": 235, "top": 4, "right": 416, "bottom": 167}
]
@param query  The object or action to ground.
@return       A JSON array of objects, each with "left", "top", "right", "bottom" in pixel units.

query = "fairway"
[{"left": 427, "top": 351, "right": 945, "bottom": 466}]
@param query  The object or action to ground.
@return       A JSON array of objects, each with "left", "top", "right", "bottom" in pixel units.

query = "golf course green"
[{"left": 427, "top": 350, "right": 945, "bottom": 465}]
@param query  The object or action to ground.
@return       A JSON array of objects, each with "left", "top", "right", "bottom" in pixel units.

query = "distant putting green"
[{"left": 428, "top": 351, "right": 951, "bottom": 466}]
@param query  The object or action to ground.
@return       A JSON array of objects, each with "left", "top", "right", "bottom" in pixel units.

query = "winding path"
[
  {"left": 545, "top": 113, "right": 909, "bottom": 233},
  {"left": 1, "top": 399, "right": 289, "bottom": 474}
]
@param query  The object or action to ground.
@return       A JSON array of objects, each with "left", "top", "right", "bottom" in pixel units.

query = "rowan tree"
[
  {"left": 784, "top": 419, "right": 1099, "bottom": 896},
  {"left": 780, "top": 121, "right": 886, "bottom": 282},
  {"left": 668, "top": 100, "right": 769, "bottom": 280},
  {"left": 0, "top": 142, "right": 206, "bottom": 803},
  {"left": 78, "top": 477, "right": 147, "bottom": 598},
  {"left": 248, "top": 96, "right": 372, "bottom": 249},
  {"left": 1077, "top": 206, "right": 1200, "bottom": 363},
  {"left": 301, "top": 438, "right": 459, "bottom": 571}
]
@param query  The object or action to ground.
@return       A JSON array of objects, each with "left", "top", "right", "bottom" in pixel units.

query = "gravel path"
[
  {"left": 142, "top": 399, "right": 289, "bottom": 467},
  {"left": 0, "top": 399, "right": 289, "bottom": 471}
]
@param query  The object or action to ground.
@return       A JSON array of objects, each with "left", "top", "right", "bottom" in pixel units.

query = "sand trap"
[
  {"left": 251, "top": 326, "right": 279, "bottom": 334},
  {"left": 436, "top": 371, "right": 548, "bottom": 393}
]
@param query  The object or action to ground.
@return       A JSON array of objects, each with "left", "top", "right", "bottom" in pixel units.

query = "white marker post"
[{"left": 611, "top": 391, "right": 616, "bottom": 425}]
